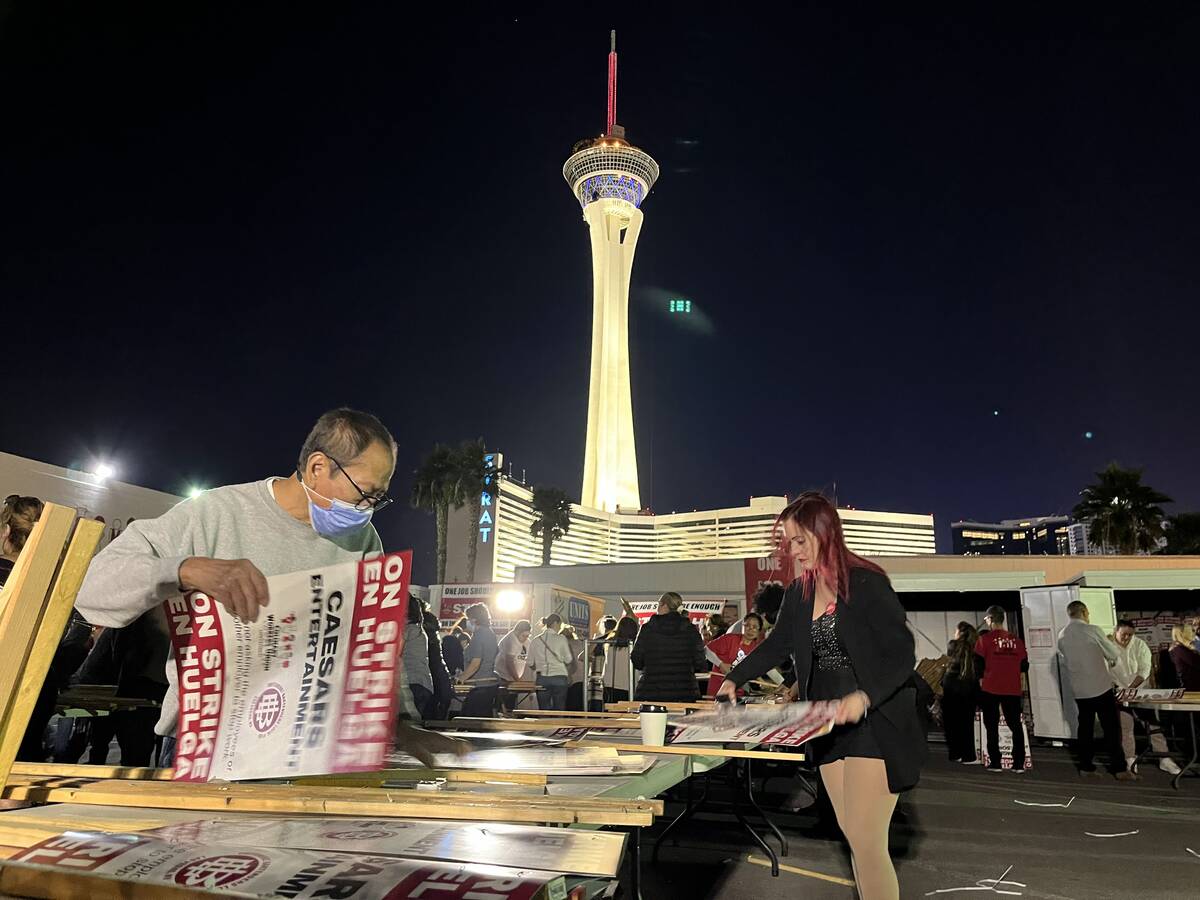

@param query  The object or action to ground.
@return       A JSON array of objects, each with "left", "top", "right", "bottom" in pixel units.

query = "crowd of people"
[
  {"left": 8, "top": 422, "right": 1200, "bottom": 900},
  {"left": 939, "top": 601, "right": 1194, "bottom": 780}
]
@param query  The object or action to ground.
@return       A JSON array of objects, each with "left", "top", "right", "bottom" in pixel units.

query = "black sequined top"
[{"left": 812, "top": 610, "right": 852, "bottom": 671}]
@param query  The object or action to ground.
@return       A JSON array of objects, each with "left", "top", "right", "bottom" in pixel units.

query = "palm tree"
[
  {"left": 410, "top": 444, "right": 468, "bottom": 584},
  {"left": 530, "top": 485, "right": 572, "bottom": 566},
  {"left": 1162, "top": 513, "right": 1200, "bottom": 555},
  {"left": 455, "top": 438, "right": 499, "bottom": 582},
  {"left": 1072, "top": 463, "right": 1173, "bottom": 555}
]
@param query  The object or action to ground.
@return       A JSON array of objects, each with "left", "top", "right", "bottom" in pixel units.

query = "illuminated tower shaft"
[{"left": 564, "top": 31, "right": 659, "bottom": 513}]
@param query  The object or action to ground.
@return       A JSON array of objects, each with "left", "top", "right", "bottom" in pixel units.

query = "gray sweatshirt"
[{"left": 73, "top": 477, "right": 401, "bottom": 736}]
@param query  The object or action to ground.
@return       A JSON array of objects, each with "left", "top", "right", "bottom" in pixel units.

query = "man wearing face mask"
[{"left": 74, "top": 407, "right": 465, "bottom": 767}]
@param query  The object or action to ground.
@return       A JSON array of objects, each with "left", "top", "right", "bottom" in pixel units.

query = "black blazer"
[{"left": 728, "top": 567, "right": 926, "bottom": 792}]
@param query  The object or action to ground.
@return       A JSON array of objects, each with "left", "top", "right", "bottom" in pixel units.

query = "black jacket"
[
  {"left": 728, "top": 568, "right": 926, "bottom": 792},
  {"left": 631, "top": 612, "right": 707, "bottom": 702}
]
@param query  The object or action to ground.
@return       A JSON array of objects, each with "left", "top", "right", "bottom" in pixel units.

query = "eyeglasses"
[{"left": 323, "top": 453, "right": 393, "bottom": 513}]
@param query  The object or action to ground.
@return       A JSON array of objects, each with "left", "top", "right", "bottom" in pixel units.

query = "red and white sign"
[
  {"left": 437, "top": 584, "right": 496, "bottom": 625},
  {"left": 165, "top": 551, "right": 411, "bottom": 782},
  {"left": 13, "top": 831, "right": 563, "bottom": 899},
  {"left": 743, "top": 556, "right": 793, "bottom": 608},
  {"left": 667, "top": 701, "right": 836, "bottom": 748},
  {"left": 627, "top": 598, "right": 724, "bottom": 628}
]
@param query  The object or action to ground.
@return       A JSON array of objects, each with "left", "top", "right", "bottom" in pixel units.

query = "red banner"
[{"left": 743, "top": 555, "right": 793, "bottom": 608}]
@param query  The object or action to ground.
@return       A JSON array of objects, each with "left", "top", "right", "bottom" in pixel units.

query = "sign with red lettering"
[
  {"left": 165, "top": 551, "right": 411, "bottom": 782},
  {"left": 12, "top": 831, "right": 565, "bottom": 899},
  {"left": 743, "top": 556, "right": 793, "bottom": 608},
  {"left": 627, "top": 598, "right": 723, "bottom": 629}
]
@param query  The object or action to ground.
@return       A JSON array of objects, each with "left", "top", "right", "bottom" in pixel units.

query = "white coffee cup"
[{"left": 639, "top": 704, "right": 668, "bottom": 746}]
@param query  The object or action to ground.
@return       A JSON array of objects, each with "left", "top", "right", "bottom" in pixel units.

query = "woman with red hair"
[{"left": 717, "top": 492, "right": 923, "bottom": 900}]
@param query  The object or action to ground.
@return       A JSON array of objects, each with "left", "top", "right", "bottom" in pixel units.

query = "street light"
[
  {"left": 188, "top": 486, "right": 205, "bottom": 499},
  {"left": 494, "top": 589, "right": 526, "bottom": 613},
  {"left": 93, "top": 463, "right": 115, "bottom": 481}
]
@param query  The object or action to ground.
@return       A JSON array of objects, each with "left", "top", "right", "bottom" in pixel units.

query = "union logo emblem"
[
  {"left": 173, "top": 853, "right": 266, "bottom": 889},
  {"left": 250, "top": 683, "right": 285, "bottom": 734}
]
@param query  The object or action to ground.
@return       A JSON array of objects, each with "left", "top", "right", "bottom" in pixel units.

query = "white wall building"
[
  {"left": 0, "top": 451, "right": 182, "bottom": 545},
  {"left": 444, "top": 477, "right": 935, "bottom": 584}
]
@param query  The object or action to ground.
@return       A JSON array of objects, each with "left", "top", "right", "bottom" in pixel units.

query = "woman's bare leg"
[{"left": 838, "top": 757, "right": 899, "bottom": 900}]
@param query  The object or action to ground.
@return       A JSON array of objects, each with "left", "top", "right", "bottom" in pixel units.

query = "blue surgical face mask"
[{"left": 302, "top": 480, "right": 374, "bottom": 538}]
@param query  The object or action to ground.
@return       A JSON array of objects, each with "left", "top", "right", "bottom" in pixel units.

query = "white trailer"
[
  {"left": 1020, "top": 584, "right": 1117, "bottom": 739},
  {"left": 429, "top": 582, "right": 620, "bottom": 638}
]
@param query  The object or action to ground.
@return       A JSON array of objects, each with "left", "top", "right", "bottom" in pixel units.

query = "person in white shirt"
[
  {"left": 494, "top": 620, "right": 532, "bottom": 713},
  {"left": 528, "top": 614, "right": 572, "bottom": 710},
  {"left": 1057, "top": 601, "right": 1135, "bottom": 780},
  {"left": 1112, "top": 620, "right": 1182, "bottom": 775}
]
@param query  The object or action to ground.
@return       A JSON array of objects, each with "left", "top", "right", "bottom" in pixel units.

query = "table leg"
[
  {"left": 1174, "top": 712, "right": 1197, "bottom": 791},
  {"left": 744, "top": 758, "right": 788, "bottom": 857},
  {"left": 626, "top": 825, "right": 642, "bottom": 900},
  {"left": 732, "top": 761, "right": 779, "bottom": 876},
  {"left": 652, "top": 770, "right": 708, "bottom": 862}
]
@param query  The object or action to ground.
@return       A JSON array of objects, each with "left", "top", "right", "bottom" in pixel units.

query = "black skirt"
[{"left": 809, "top": 661, "right": 883, "bottom": 766}]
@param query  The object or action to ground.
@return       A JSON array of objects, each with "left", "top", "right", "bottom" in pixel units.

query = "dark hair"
[
  {"left": 614, "top": 615, "right": 639, "bottom": 642},
  {"left": 742, "top": 612, "right": 765, "bottom": 632},
  {"left": 560, "top": 625, "right": 578, "bottom": 640},
  {"left": 1066, "top": 600, "right": 1088, "bottom": 619},
  {"left": 957, "top": 622, "right": 979, "bottom": 648},
  {"left": 465, "top": 602, "right": 491, "bottom": 626},
  {"left": 407, "top": 594, "right": 426, "bottom": 624},
  {"left": 752, "top": 583, "right": 786, "bottom": 624},
  {"left": 773, "top": 491, "right": 887, "bottom": 603},
  {"left": 541, "top": 613, "right": 562, "bottom": 629},
  {"left": 297, "top": 407, "right": 397, "bottom": 473},
  {"left": 1, "top": 496, "right": 44, "bottom": 553},
  {"left": 1116, "top": 619, "right": 1136, "bottom": 630},
  {"left": 511, "top": 619, "right": 532, "bottom": 634},
  {"left": 600, "top": 616, "right": 617, "bottom": 633},
  {"left": 704, "top": 613, "right": 727, "bottom": 637},
  {"left": 985, "top": 605, "right": 1006, "bottom": 627},
  {"left": 948, "top": 638, "right": 975, "bottom": 681}
]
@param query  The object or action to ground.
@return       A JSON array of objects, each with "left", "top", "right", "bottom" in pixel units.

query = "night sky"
[{"left": 3, "top": 3, "right": 1198, "bottom": 580}]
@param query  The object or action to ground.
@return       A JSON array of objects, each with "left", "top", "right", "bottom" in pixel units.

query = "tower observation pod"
[{"left": 563, "top": 30, "right": 660, "bottom": 514}]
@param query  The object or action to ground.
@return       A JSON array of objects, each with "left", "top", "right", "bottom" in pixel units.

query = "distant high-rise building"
[{"left": 952, "top": 515, "right": 1073, "bottom": 555}]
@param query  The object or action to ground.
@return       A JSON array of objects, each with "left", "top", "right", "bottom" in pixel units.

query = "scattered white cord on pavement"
[
  {"left": 1013, "top": 796, "right": 1074, "bottom": 808},
  {"left": 1084, "top": 830, "right": 1139, "bottom": 838},
  {"left": 924, "top": 864, "right": 1025, "bottom": 896},
  {"left": 1186, "top": 847, "right": 1200, "bottom": 859}
]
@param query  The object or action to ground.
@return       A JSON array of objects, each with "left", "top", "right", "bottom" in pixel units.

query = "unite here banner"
[{"left": 164, "top": 551, "right": 412, "bottom": 782}]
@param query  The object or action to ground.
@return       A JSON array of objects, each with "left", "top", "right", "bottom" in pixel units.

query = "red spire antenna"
[{"left": 606, "top": 30, "right": 618, "bottom": 135}]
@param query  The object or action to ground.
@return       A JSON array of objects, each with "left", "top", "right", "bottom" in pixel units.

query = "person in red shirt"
[
  {"left": 973, "top": 606, "right": 1028, "bottom": 772},
  {"left": 705, "top": 613, "right": 764, "bottom": 697}
]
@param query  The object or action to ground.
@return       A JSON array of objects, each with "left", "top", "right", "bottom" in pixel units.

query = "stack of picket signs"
[{"left": 0, "top": 510, "right": 649, "bottom": 899}]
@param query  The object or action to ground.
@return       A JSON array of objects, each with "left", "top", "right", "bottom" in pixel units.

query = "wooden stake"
[
  {"left": 9, "top": 762, "right": 172, "bottom": 782},
  {"left": 1, "top": 778, "right": 662, "bottom": 826},
  {"left": 566, "top": 739, "right": 805, "bottom": 763},
  {"left": 0, "top": 510, "right": 102, "bottom": 786}
]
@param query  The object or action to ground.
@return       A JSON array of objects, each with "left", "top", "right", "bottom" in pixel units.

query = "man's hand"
[
  {"left": 714, "top": 679, "right": 738, "bottom": 705},
  {"left": 719, "top": 662, "right": 732, "bottom": 674},
  {"left": 396, "top": 722, "right": 471, "bottom": 768},
  {"left": 178, "top": 557, "right": 270, "bottom": 623}
]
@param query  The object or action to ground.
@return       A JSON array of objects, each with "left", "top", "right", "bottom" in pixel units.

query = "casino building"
[{"left": 445, "top": 476, "right": 935, "bottom": 584}]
